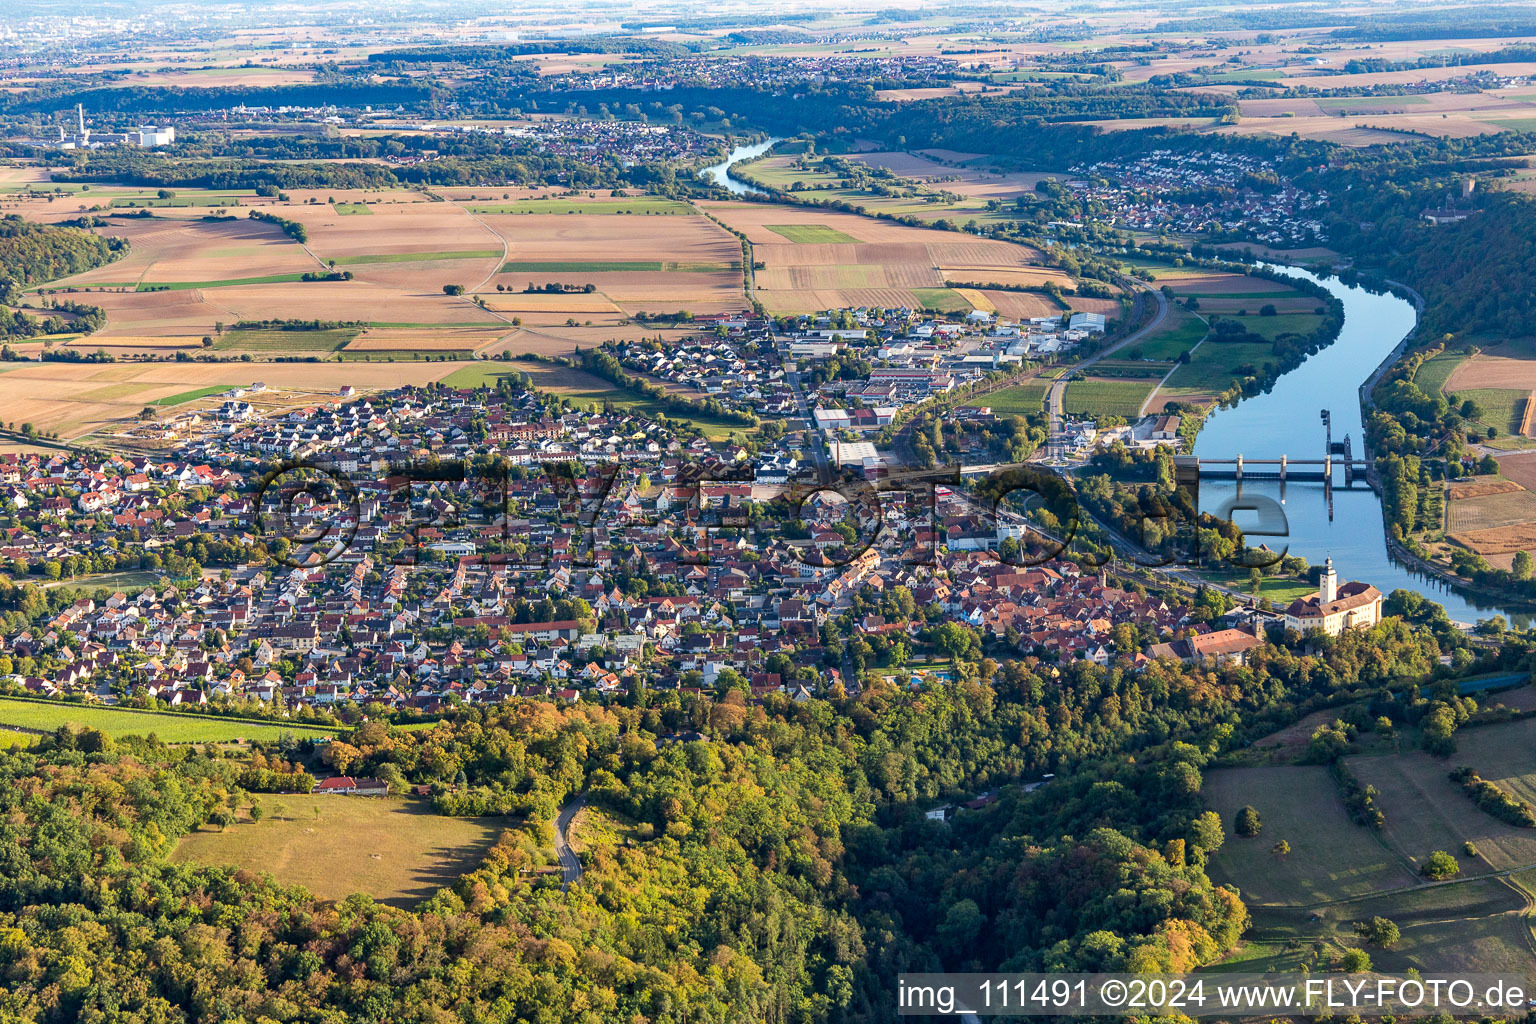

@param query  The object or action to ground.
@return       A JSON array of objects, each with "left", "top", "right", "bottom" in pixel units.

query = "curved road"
[
  {"left": 1045, "top": 283, "right": 1170, "bottom": 448},
  {"left": 554, "top": 793, "right": 586, "bottom": 891}
]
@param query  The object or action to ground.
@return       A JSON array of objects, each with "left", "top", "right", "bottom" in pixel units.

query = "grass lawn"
[
  {"left": 764, "top": 224, "right": 862, "bottom": 243},
  {"left": 0, "top": 697, "right": 337, "bottom": 743},
  {"left": 39, "top": 569, "right": 164, "bottom": 591},
  {"left": 1131, "top": 305, "right": 1207, "bottom": 361},
  {"left": 463, "top": 197, "right": 696, "bottom": 215},
  {"left": 213, "top": 328, "right": 359, "bottom": 353},
  {"left": 969, "top": 383, "right": 1047, "bottom": 416},
  {"left": 170, "top": 794, "right": 506, "bottom": 906},
  {"left": 333, "top": 203, "right": 373, "bottom": 215},
  {"left": 330, "top": 250, "right": 501, "bottom": 265},
  {"left": 1196, "top": 571, "right": 1316, "bottom": 603},
  {"left": 1203, "top": 765, "right": 1419, "bottom": 906},
  {"left": 1063, "top": 378, "right": 1156, "bottom": 419},
  {"left": 151, "top": 385, "right": 233, "bottom": 406}
]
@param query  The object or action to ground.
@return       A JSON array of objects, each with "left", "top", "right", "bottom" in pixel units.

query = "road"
[
  {"left": 554, "top": 793, "right": 586, "bottom": 891},
  {"left": 786, "top": 369, "right": 830, "bottom": 484},
  {"left": 1045, "top": 283, "right": 1170, "bottom": 451}
]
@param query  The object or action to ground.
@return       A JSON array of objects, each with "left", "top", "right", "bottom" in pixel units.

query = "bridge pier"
[
  {"left": 1235, "top": 454, "right": 1243, "bottom": 484},
  {"left": 1279, "top": 454, "right": 1286, "bottom": 484}
]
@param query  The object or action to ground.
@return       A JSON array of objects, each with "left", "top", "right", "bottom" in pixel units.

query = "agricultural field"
[
  {"left": 479, "top": 212, "right": 746, "bottom": 318},
  {"left": 0, "top": 359, "right": 464, "bottom": 440},
  {"left": 967, "top": 382, "right": 1047, "bottom": 416},
  {"left": 1204, "top": 765, "right": 1418, "bottom": 906},
  {"left": 212, "top": 327, "right": 359, "bottom": 353},
  {"left": 0, "top": 698, "right": 336, "bottom": 743},
  {"left": 462, "top": 196, "right": 695, "bottom": 215},
  {"left": 765, "top": 224, "right": 860, "bottom": 244},
  {"left": 701, "top": 200, "right": 1060, "bottom": 314},
  {"left": 734, "top": 153, "right": 1030, "bottom": 225},
  {"left": 1063, "top": 378, "right": 1155, "bottom": 419},
  {"left": 1210, "top": 717, "right": 1536, "bottom": 976},
  {"left": 170, "top": 794, "right": 506, "bottom": 906}
]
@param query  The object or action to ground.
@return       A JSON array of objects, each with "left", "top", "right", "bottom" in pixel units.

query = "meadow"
[
  {"left": 170, "top": 793, "right": 506, "bottom": 906},
  {"left": 0, "top": 697, "right": 337, "bottom": 743}
]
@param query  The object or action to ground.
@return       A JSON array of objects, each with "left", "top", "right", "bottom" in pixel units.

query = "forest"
[{"left": 0, "top": 604, "right": 1494, "bottom": 1022}]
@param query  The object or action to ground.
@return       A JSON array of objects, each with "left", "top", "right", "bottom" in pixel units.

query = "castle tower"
[{"left": 1320, "top": 557, "right": 1338, "bottom": 604}]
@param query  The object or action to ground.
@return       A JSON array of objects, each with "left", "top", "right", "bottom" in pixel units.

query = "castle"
[{"left": 1282, "top": 558, "right": 1382, "bottom": 636}]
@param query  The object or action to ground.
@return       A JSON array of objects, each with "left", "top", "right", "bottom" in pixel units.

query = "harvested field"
[
  {"left": 0, "top": 360, "right": 463, "bottom": 438},
  {"left": 1447, "top": 488, "right": 1536, "bottom": 533},
  {"left": 1497, "top": 452, "right": 1536, "bottom": 491},
  {"left": 982, "top": 290, "right": 1061, "bottom": 319},
  {"left": 703, "top": 200, "right": 1051, "bottom": 314},
  {"left": 52, "top": 216, "right": 318, "bottom": 290},
  {"left": 345, "top": 327, "right": 508, "bottom": 353},
  {"left": 1448, "top": 479, "right": 1526, "bottom": 501},
  {"left": 1448, "top": 354, "right": 1536, "bottom": 392},
  {"left": 476, "top": 292, "right": 622, "bottom": 314},
  {"left": 482, "top": 213, "right": 744, "bottom": 315},
  {"left": 842, "top": 151, "right": 1058, "bottom": 199},
  {"left": 1450, "top": 524, "right": 1536, "bottom": 556}
]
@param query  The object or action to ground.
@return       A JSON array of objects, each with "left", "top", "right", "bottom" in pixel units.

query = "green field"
[
  {"left": 0, "top": 697, "right": 337, "bottom": 743},
  {"left": 1414, "top": 347, "right": 1469, "bottom": 396},
  {"left": 1209, "top": 312, "right": 1324, "bottom": 342},
  {"left": 463, "top": 197, "right": 696, "bottom": 215},
  {"left": 331, "top": 250, "right": 501, "bottom": 265},
  {"left": 969, "top": 383, "right": 1047, "bottom": 416},
  {"left": 1216, "top": 876, "right": 1535, "bottom": 978},
  {"left": 170, "top": 793, "right": 506, "bottom": 906},
  {"left": 1204, "top": 765, "right": 1418, "bottom": 906},
  {"left": 1132, "top": 305, "right": 1207, "bottom": 361},
  {"left": 213, "top": 328, "right": 359, "bottom": 353},
  {"left": 151, "top": 385, "right": 233, "bottom": 406},
  {"left": 333, "top": 203, "right": 373, "bottom": 215},
  {"left": 1063, "top": 378, "right": 1156, "bottom": 419},
  {"left": 765, "top": 224, "right": 861, "bottom": 243},
  {"left": 138, "top": 273, "right": 312, "bottom": 291},
  {"left": 1163, "top": 340, "right": 1275, "bottom": 391},
  {"left": 910, "top": 287, "right": 973, "bottom": 313},
  {"left": 1449, "top": 387, "right": 1527, "bottom": 436}
]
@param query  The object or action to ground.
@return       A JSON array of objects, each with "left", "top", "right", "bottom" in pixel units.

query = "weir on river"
[{"left": 1192, "top": 267, "right": 1528, "bottom": 627}]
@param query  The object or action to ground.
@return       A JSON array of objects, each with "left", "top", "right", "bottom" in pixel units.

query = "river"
[
  {"left": 1191, "top": 266, "right": 1530, "bottom": 627},
  {"left": 698, "top": 137, "right": 781, "bottom": 195}
]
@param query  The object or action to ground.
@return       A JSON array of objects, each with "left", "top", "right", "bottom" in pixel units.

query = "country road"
[
  {"left": 1046, "top": 283, "right": 1170, "bottom": 447},
  {"left": 554, "top": 793, "right": 586, "bottom": 891}
]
